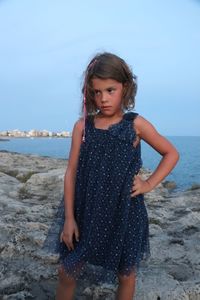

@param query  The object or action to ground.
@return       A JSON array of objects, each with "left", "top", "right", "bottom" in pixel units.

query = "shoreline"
[
  {"left": 0, "top": 143, "right": 200, "bottom": 194},
  {"left": 0, "top": 129, "right": 72, "bottom": 138},
  {"left": 0, "top": 149, "right": 67, "bottom": 161},
  {"left": 0, "top": 149, "right": 197, "bottom": 197},
  {"left": 0, "top": 136, "right": 70, "bottom": 141}
]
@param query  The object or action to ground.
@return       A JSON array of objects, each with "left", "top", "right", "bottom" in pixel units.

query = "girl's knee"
[
  {"left": 118, "top": 271, "right": 136, "bottom": 285},
  {"left": 58, "top": 265, "right": 76, "bottom": 286}
]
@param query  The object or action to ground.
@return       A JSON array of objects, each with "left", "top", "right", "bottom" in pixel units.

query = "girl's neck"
[
  {"left": 94, "top": 110, "right": 124, "bottom": 129},
  {"left": 96, "top": 110, "right": 124, "bottom": 120}
]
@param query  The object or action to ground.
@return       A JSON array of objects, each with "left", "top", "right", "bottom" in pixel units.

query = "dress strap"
[
  {"left": 123, "top": 112, "right": 138, "bottom": 121},
  {"left": 85, "top": 115, "right": 94, "bottom": 126}
]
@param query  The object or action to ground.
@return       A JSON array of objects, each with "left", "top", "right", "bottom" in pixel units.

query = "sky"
[{"left": 0, "top": 0, "right": 200, "bottom": 136}]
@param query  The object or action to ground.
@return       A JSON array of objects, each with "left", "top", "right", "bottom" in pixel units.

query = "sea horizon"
[{"left": 1, "top": 134, "right": 200, "bottom": 138}]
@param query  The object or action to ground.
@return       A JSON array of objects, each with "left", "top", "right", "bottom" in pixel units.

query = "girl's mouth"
[{"left": 101, "top": 106, "right": 111, "bottom": 109}]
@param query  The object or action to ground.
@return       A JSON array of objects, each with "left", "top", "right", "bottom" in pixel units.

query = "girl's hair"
[{"left": 81, "top": 52, "right": 137, "bottom": 115}]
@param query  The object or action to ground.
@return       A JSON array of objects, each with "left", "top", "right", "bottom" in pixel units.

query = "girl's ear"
[
  {"left": 122, "top": 82, "right": 128, "bottom": 98},
  {"left": 122, "top": 82, "right": 130, "bottom": 109}
]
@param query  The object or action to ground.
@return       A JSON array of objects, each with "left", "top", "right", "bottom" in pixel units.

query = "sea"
[{"left": 0, "top": 136, "right": 199, "bottom": 193}]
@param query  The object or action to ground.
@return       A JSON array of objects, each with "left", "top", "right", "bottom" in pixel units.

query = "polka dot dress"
[{"left": 43, "top": 112, "right": 151, "bottom": 284}]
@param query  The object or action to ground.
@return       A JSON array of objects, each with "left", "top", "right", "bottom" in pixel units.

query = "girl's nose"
[{"left": 101, "top": 93, "right": 108, "bottom": 103}]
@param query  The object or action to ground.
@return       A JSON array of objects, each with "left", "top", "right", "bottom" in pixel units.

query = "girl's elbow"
[
  {"left": 172, "top": 148, "right": 180, "bottom": 164},
  {"left": 164, "top": 147, "right": 180, "bottom": 165}
]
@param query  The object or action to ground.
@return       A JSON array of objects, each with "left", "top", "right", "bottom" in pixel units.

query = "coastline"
[
  {"left": 0, "top": 151, "right": 200, "bottom": 299},
  {"left": 0, "top": 136, "right": 70, "bottom": 141},
  {"left": 1, "top": 135, "right": 199, "bottom": 192},
  {"left": 0, "top": 129, "right": 72, "bottom": 138}
]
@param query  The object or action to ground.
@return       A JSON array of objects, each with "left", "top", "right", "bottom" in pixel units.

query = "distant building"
[{"left": 0, "top": 129, "right": 72, "bottom": 138}]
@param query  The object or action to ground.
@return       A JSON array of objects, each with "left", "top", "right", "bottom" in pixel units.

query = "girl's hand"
[
  {"left": 130, "top": 175, "right": 152, "bottom": 197},
  {"left": 60, "top": 217, "right": 79, "bottom": 251}
]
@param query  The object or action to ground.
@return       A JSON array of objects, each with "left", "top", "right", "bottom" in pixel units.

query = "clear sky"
[{"left": 0, "top": 0, "right": 199, "bottom": 136}]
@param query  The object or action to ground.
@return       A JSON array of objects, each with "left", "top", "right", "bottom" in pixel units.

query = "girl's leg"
[
  {"left": 116, "top": 271, "right": 136, "bottom": 300},
  {"left": 56, "top": 265, "right": 76, "bottom": 300}
]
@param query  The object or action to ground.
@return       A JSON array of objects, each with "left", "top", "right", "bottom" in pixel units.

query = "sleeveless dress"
[{"left": 42, "top": 111, "right": 151, "bottom": 284}]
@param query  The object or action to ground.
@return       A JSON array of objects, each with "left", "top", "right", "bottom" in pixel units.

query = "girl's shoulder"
[
  {"left": 124, "top": 112, "right": 144, "bottom": 135},
  {"left": 133, "top": 114, "right": 146, "bottom": 136},
  {"left": 133, "top": 114, "right": 152, "bottom": 128},
  {"left": 73, "top": 117, "right": 84, "bottom": 132},
  {"left": 70, "top": 118, "right": 85, "bottom": 142},
  {"left": 133, "top": 114, "right": 161, "bottom": 140},
  {"left": 125, "top": 112, "right": 156, "bottom": 138}
]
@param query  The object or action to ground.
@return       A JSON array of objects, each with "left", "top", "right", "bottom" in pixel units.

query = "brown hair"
[{"left": 81, "top": 52, "right": 137, "bottom": 115}]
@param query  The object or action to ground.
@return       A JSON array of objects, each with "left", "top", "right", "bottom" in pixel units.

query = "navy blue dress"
[{"left": 43, "top": 112, "right": 150, "bottom": 284}]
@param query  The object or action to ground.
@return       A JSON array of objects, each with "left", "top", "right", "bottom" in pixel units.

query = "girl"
[{"left": 55, "top": 52, "right": 179, "bottom": 300}]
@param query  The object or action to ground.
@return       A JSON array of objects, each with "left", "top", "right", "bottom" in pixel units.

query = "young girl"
[{"left": 55, "top": 52, "right": 179, "bottom": 300}]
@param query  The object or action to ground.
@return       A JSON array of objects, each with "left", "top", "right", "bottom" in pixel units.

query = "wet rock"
[
  {"left": 187, "top": 183, "right": 200, "bottom": 191},
  {"left": 162, "top": 180, "right": 177, "bottom": 189}
]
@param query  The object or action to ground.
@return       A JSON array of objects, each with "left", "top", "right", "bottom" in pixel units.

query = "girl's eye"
[
  {"left": 107, "top": 88, "right": 114, "bottom": 93},
  {"left": 94, "top": 90, "right": 100, "bottom": 95}
]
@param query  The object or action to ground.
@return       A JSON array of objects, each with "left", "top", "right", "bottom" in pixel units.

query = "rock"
[
  {"left": 0, "top": 151, "right": 199, "bottom": 299},
  {"left": 0, "top": 274, "right": 25, "bottom": 295},
  {"left": 163, "top": 180, "right": 177, "bottom": 189},
  {"left": 24, "top": 168, "right": 65, "bottom": 201},
  {"left": 2, "top": 291, "right": 34, "bottom": 300},
  {"left": 187, "top": 183, "right": 200, "bottom": 191},
  {"left": 83, "top": 283, "right": 117, "bottom": 299}
]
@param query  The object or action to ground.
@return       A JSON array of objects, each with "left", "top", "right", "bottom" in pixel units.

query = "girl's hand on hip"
[
  {"left": 60, "top": 218, "right": 79, "bottom": 251},
  {"left": 130, "top": 175, "right": 152, "bottom": 197}
]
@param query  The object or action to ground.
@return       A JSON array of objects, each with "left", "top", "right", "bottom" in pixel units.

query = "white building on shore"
[{"left": 0, "top": 129, "right": 71, "bottom": 138}]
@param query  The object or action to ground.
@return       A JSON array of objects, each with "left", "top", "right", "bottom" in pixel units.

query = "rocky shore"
[{"left": 0, "top": 151, "right": 200, "bottom": 300}]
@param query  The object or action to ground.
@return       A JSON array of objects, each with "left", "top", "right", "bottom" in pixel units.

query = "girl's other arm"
[
  {"left": 131, "top": 116, "right": 180, "bottom": 196},
  {"left": 64, "top": 118, "right": 84, "bottom": 219}
]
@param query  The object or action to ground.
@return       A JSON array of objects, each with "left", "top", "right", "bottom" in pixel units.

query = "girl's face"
[{"left": 92, "top": 78, "right": 124, "bottom": 116}]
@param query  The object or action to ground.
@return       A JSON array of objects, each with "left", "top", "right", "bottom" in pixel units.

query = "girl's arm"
[
  {"left": 64, "top": 118, "right": 84, "bottom": 219},
  {"left": 131, "top": 116, "right": 180, "bottom": 196}
]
